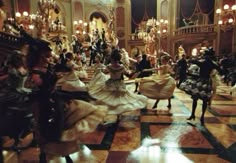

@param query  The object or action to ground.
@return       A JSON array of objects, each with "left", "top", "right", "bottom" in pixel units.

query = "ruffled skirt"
[
  {"left": 179, "top": 77, "right": 213, "bottom": 101},
  {"left": 56, "top": 72, "right": 88, "bottom": 92},
  {"left": 88, "top": 72, "right": 109, "bottom": 88},
  {"left": 89, "top": 79, "right": 147, "bottom": 115},
  {"left": 138, "top": 75, "right": 176, "bottom": 99},
  {"left": 61, "top": 99, "right": 108, "bottom": 141}
]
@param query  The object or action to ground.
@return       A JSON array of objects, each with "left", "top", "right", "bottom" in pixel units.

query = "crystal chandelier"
[
  {"left": 142, "top": 18, "right": 168, "bottom": 55},
  {"left": 216, "top": 3, "right": 236, "bottom": 31},
  {"left": 146, "top": 18, "right": 168, "bottom": 37},
  {"left": 10, "top": 0, "right": 64, "bottom": 38}
]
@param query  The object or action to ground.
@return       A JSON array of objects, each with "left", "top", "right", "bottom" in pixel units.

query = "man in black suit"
[{"left": 177, "top": 54, "right": 188, "bottom": 87}]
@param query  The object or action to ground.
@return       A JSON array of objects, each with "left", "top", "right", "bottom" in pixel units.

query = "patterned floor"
[{"left": 2, "top": 83, "right": 236, "bottom": 163}]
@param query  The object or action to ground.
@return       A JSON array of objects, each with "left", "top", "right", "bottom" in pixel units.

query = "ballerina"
[
  {"left": 88, "top": 49, "right": 147, "bottom": 123},
  {"left": 25, "top": 39, "right": 108, "bottom": 160},
  {"left": 179, "top": 48, "right": 221, "bottom": 125},
  {"left": 137, "top": 54, "right": 176, "bottom": 109}
]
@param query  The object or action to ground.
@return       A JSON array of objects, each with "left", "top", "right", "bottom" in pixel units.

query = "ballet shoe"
[{"left": 187, "top": 115, "right": 195, "bottom": 120}]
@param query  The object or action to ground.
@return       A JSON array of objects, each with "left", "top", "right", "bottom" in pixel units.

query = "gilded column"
[{"left": 215, "top": 0, "right": 222, "bottom": 56}]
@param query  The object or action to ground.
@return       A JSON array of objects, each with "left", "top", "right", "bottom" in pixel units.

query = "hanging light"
[{"left": 215, "top": 2, "right": 236, "bottom": 31}]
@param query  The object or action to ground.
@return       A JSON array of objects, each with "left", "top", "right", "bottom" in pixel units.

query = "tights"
[{"left": 189, "top": 98, "right": 208, "bottom": 125}]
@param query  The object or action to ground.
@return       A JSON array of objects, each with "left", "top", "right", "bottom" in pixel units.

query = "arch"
[
  {"left": 88, "top": 11, "right": 109, "bottom": 34},
  {"left": 89, "top": 12, "right": 108, "bottom": 23}
]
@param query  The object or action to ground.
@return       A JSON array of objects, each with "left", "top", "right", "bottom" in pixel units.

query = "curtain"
[
  {"left": 131, "top": 0, "right": 156, "bottom": 33},
  {"left": 180, "top": 0, "right": 215, "bottom": 25},
  {"left": 131, "top": 0, "right": 145, "bottom": 32},
  {"left": 198, "top": 0, "right": 214, "bottom": 14},
  {"left": 17, "top": 0, "right": 30, "bottom": 13},
  {"left": 180, "top": 0, "right": 198, "bottom": 19}
]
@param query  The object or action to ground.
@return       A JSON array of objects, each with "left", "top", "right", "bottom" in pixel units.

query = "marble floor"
[{"left": 1, "top": 83, "right": 236, "bottom": 163}]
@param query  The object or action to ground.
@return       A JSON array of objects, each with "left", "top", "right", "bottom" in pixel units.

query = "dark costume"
[
  {"left": 179, "top": 49, "right": 221, "bottom": 125},
  {"left": 180, "top": 57, "right": 219, "bottom": 101},
  {"left": 177, "top": 57, "right": 188, "bottom": 87},
  {"left": 134, "top": 54, "right": 152, "bottom": 92}
]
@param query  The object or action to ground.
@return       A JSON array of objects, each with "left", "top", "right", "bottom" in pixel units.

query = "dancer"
[
  {"left": 138, "top": 54, "right": 176, "bottom": 109},
  {"left": 26, "top": 39, "right": 108, "bottom": 155},
  {"left": 64, "top": 52, "right": 88, "bottom": 79},
  {"left": 89, "top": 49, "right": 147, "bottom": 123},
  {"left": 88, "top": 53, "right": 109, "bottom": 87},
  {"left": 133, "top": 53, "right": 153, "bottom": 93},
  {"left": 179, "top": 48, "right": 220, "bottom": 125},
  {"left": 177, "top": 54, "right": 188, "bottom": 88},
  {"left": 0, "top": 50, "right": 31, "bottom": 107}
]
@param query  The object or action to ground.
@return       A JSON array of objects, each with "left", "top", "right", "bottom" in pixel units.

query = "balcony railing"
[
  {"left": 0, "top": 31, "right": 23, "bottom": 46},
  {"left": 174, "top": 24, "right": 216, "bottom": 36}
]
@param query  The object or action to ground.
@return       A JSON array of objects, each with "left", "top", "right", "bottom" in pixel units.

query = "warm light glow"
[
  {"left": 29, "top": 24, "right": 34, "bottom": 29},
  {"left": 83, "top": 31, "right": 86, "bottom": 34},
  {"left": 79, "top": 20, "right": 83, "bottom": 24},
  {"left": 157, "top": 30, "right": 161, "bottom": 34},
  {"left": 76, "top": 30, "right": 80, "bottom": 34},
  {"left": 23, "top": 11, "right": 28, "bottom": 17},
  {"left": 73, "top": 21, "right": 78, "bottom": 25},
  {"left": 15, "top": 12, "right": 21, "bottom": 17},
  {"left": 232, "top": 4, "right": 236, "bottom": 10},
  {"left": 160, "top": 19, "right": 164, "bottom": 23},
  {"left": 228, "top": 18, "right": 234, "bottom": 23},
  {"left": 83, "top": 22, "right": 88, "bottom": 26},
  {"left": 216, "top": 8, "right": 221, "bottom": 14},
  {"left": 156, "top": 21, "right": 160, "bottom": 25},
  {"left": 30, "top": 14, "right": 36, "bottom": 20},
  {"left": 218, "top": 20, "right": 223, "bottom": 24},
  {"left": 164, "top": 20, "right": 168, "bottom": 24},
  {"left": 191, "top": 48, "right": 198, "bottom": 56},
  {"left": 163, "top": 29, "right": 167, "bottom": 33},
  {"left": 224, "top": 4, "right": 229, "bottom": 10},
  {"left": 127, "top": 138, "right": 193, "bottom": 163}
]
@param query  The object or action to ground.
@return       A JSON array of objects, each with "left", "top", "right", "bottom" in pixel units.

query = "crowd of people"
[{"left": 0, "top": 24, "right": 236, "bottom": 161}]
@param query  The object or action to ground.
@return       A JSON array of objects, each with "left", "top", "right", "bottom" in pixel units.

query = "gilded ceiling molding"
[{"left": 60, "top": 0, "right": 71, "bottom": 3}]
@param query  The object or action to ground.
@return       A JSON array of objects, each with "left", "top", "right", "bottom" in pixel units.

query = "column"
[{"left": 215, "top": 0, "right": 222, "bottom": 55}]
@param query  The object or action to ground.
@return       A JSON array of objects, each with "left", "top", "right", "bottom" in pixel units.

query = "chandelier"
[
  {"left": 73, "top": 20, "right": 88, "bottom": 35},
  {"left": 216, "top": 3, "right": 236, "bottom": 31},
  {"left": 6, "top": 0, "right": 64, "bottom": 38},
  {"left": 146, "top": 18, "right": 168, "bottom": 37},
  {"left": 14, "top": 11, "right": 35, "bottom": 32},
  {"left": 73, "top": 20, "right": 89, "bottom": 42},
  {"left": 142, "top": 18, "right": 168, "bottom": 56}
]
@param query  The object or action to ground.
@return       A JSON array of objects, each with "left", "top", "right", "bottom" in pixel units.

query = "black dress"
[{"left": 179, "top": 57, "right": 219, "bottom": 101}]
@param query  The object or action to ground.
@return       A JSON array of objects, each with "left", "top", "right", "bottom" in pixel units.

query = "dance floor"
[{"left": 2, "top": 84, "right": 236, "bottom": 163}]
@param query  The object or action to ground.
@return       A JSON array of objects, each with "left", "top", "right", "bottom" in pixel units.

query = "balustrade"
[
  {"left": 0, "top": 31, "right": 23, "bottom": 45},
  {"left": 174, "top": 24, "right": 216, "bottom": 36}
]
